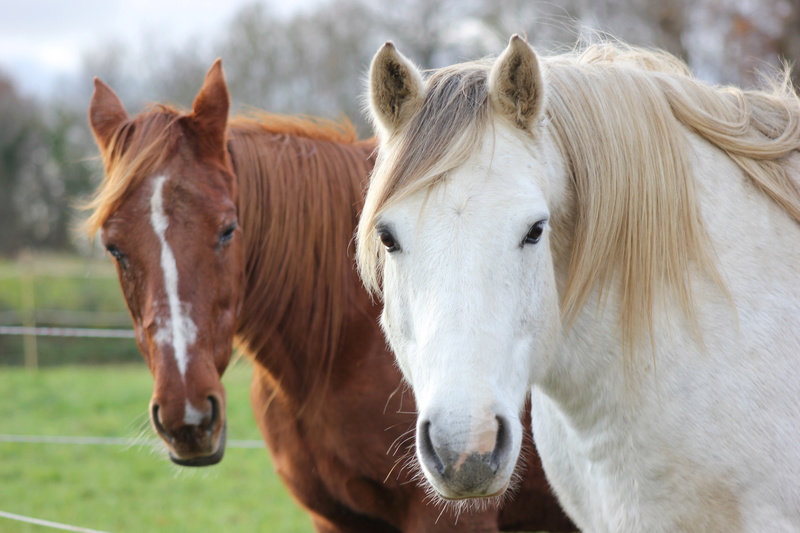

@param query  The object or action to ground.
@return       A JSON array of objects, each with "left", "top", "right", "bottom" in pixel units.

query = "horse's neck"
[
  {"left": 546, "top": 221, "right": 633, "bottom": 416},
  {"left": 238, "top": 256, "right": 378, "bottom": 408},
  {"left": 230, "top": 131, "right": 377, "bottom": 404}
]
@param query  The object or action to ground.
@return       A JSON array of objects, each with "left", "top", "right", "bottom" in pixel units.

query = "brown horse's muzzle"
[{"left": 150, "top": 393, "right": 227, "bottom": 466}]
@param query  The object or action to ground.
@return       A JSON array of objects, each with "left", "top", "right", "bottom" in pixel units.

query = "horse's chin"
[
  {"left": 168, "top": 424, "right": 227, "bottom": 467},
  {"left": 430, "top": 480, "right": 515, "bottom": 516},
  {"left": 436, "top": 481, "right": 510, "bottom": 502}
]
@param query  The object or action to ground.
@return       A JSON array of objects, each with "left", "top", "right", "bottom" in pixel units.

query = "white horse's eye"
[
  {"left": 523, "top": 220, "right": 547, "bottom": 245},
  {"left": 378, "top": 228, "right": 401, "bottom": 253}
]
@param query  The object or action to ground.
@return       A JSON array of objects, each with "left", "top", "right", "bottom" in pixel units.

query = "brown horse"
[{"left": 86, "top": 60, "right": 574, "bottom": 532}]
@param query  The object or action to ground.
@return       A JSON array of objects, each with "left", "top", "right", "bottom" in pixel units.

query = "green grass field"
[
  {"left": 0, "top": 254, "right": 313, "bottom": 531},
  {"left": 0, "top": 362, "right": 313, "bottom": 532},
  {"left": 0, "top": 252, "right": 141, "bottom": 366}
]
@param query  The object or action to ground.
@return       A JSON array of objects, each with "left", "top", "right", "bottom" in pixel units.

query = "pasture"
[
  {"left": 0, "top": 253, "right": 139, "bottom": 366},
  {"left": 0, "top": 254, "right": 312, "bottom": 532},
  {"left": 0, "top": 364, "right": 312, "bottom": 532}
]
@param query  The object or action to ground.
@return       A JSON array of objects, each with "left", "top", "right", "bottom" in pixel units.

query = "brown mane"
[
  {"left": 228, "top": 113, "right": 376, "bottom": 399},
  {"left": 231, "top": 111, "right": 361, "bottom": 143}
]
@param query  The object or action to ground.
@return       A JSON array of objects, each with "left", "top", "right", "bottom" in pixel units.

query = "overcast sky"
[{"left": 0, "top": 0, "right": 316, "bottom": 98}]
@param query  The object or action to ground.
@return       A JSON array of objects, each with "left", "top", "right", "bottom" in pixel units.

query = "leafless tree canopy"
[
  {"left": 81, "top": 0, "right": 800, "bottom": 134},
  {"left": 1, "top": 0, "right": 798, "bottom": 253}
]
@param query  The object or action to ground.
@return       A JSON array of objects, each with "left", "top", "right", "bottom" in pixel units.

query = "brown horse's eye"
[
  {"left": 106, "top": 244, "right": 129, "bottom": 269},
  {"left": 523, "top": 220, "right": 547, "bottom": 246},
  {"left": 218, "top": 221, "right": 238, "bottom": 247},
  {"left": 378, "top": 228, "right": 400, "bottom": 253}
]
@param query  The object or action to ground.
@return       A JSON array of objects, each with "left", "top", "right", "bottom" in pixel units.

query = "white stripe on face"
[{"left": 149, "top": 175, "right": 197, "bottom": 378}]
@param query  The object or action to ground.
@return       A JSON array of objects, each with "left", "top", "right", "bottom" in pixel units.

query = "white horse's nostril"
[
  {"left": 418, "top": 414, "right": 512, "bottom": 498},
  {"left": 418, "top": 420, "right": 445, "bottom": 475},
  {"left": 490, "top": 415, "right": 510, "bottom": 471}
]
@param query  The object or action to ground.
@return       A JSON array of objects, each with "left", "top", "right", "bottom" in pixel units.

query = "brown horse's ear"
[
  {"left": 89, "top": 78, "right": 128, "bottom": 152},
  {"left": 488, "top": 35, "right": 544, "bottom": 131},
  {"left": 368, "top": 42, "right": 425, "bottom": 139},
  {"left": 187, "top": 59, "right": 229, "bottom": 161}
]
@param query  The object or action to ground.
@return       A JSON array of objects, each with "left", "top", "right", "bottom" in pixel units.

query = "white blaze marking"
[
  {"left": 149, "top": 175, "right": 197, "bottom": 378},
  {"left": 183, "top": 400, "right": 205, "bottom": 425}
]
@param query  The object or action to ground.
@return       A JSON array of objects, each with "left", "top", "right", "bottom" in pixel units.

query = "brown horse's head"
[{"left": 87, "top": 61, "right": 244, "bottom": 466}]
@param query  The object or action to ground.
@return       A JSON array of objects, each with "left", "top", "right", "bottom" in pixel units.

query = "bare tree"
[
  {"left": 0, "top": 74, "right": 93, "bottom": 254},
  {"left": 684, "top": 0, "right": 799, "bottom": 86}
]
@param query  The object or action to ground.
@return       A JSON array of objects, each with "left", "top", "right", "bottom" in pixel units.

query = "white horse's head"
[{"left": 358, "top": 36, "right": 564, "bottom": 500}]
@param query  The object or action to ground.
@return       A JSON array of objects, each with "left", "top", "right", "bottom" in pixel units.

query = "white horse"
[{"left": 356, "top": 35, "right": 800, "bottom": 532}]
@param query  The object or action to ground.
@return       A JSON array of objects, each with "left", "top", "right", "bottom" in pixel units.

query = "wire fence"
[
  {"left": 0, "top": 309, "right": 132, "bottom": 328},
  {"left": 0, "top": 510, "right": 111, "bottom": 533},
  {"left": 0, "top": 433, "right": 264, "bottom": 448},
  {"left": 0, "top": 252, "right": 136, "bottom": 367},
  {"left": 0, "top": 326, "right": 135, "bottom": 339}
]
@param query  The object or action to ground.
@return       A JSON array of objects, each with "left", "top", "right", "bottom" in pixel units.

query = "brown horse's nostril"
[
  {"left": 151, "top": 403, "right": 173, "bottom": 442},
  {"left": 205, "top": 395, "right": 220, "bottom": 432}
]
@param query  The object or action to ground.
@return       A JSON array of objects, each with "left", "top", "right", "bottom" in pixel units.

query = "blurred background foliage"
[{"left": 1, "top": 0, "right": 798, "bottom": 258}]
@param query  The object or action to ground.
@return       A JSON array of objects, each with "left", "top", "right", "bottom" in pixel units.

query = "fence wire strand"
[{"left": 0, "top": 510, "right": 111, "bottom": 533}]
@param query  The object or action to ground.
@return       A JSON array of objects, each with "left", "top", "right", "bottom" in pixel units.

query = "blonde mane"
[{"left": 357, "top": 42, "right": 800, "bottom": 347}]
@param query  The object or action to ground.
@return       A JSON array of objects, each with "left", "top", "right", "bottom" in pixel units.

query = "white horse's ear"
[
  {"left": 368, "top": 42, "right": 425, "bottom": 137},
  {"left": 489, "top": 35, "right": 544, "bottom": 131}
]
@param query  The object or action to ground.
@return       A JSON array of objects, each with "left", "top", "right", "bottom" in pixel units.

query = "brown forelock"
[
  {"left": 228, "top": 113, "right": 376, "bottom": 400},
  {"left": 84, "top": 105, "right": 183, "bottom": 236}
]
